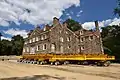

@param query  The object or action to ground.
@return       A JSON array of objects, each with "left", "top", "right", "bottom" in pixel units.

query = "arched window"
[{"left": 80, "top": 30, "right": 83, "bottom": 35}]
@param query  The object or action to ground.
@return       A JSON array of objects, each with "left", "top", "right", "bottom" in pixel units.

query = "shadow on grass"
[{"left": 0, "top": 75, "right": 66, "bottom": 80}]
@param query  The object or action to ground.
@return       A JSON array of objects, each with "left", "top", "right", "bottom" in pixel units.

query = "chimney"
[
  {"left": 95, "top": 20, "right": 99, "bottom": 31},
  {"left": 35, "top": 25, "right": 40, "bottom": 29},
  {"left": 27, "top": 30, "right": 33, "bottom": 36},
  {"left": 63, "top": 22, "right": 68, "bottom": 28},
  {"left": 53, "top": 17, "right": 59, "bottom": 25}
]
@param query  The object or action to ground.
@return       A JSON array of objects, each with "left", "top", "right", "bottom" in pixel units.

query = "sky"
[{"left": 0, "top": 0, "right": 119, "bottom": 40}]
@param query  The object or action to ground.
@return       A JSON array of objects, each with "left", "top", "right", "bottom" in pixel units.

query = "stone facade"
[{"left": 23, "top": 17, "right": 104, "bottom": 54}]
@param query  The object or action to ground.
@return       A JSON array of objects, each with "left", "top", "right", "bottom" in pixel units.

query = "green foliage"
[
  {"left": 0, "top": 35, "right": 24, "bottom": 56},
  {"left": 114, "top": 8, "right": 120, "bottom": 16},
  {"left": 65, "top": 19, "right": 82, "bottom": 31},
  {"left": 114, "top": 0, "right": 120, "bottom": 16},
  {"left": 101, "top": 25, "right": 120, "bottom": 59},
  {"left": 11, "top": 35, "right": 24, "bottom": 55}
]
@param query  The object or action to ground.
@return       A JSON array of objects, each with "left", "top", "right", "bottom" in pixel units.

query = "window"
[
  {"left": 68, "top": 45, "right": 71, "bottom": 49},
  {"left": 36, "top": 45, "right": 40, "bottom": 51},
  {"left": 59, "top": 30, "right": 62, "bottom": 33},
  {"left": 81, "top": 46, "right": 85, "bottom": 50},
  {"left": 43, "top": 44, "right": 47, "bottom": 50},
  {"left": 41, "top": 35, "right": 44, "bottom": 40},
  {"left": 43, "top": 27, "right": 46, "bottom": 31},
  {"left": 51, "top": 44, "right": 55, "bottom": 52},
  {"left": 23, "top": 48, "right": 26, "bottom": 52},
  {"left": 80, "top": 38, "right": 84, "bottom": 42},
  {"left": 33, "top": 38, "right": 35, "bottom": 42},
  {"left": 60, "top": 37, "right": 63, "bottom": 42},
  {"left": 66, "top": 31, "right": 68, "bottom": 34},
  {"left": 67, "top": 37, "right": 71, "bottom": 41},
  {"left": 26, "top": 47, "right": 29, "bottom": 52},
  {"left": 80, "top": 31, "right": 83, "bottom": 35},
  {"left": 36, "top": 37, "right": 39, "bottom": 41},
  {"left": 89, "top": 36, "right": 93, "bottom": 40},
  {"left": 29, "top": 39, "right": 32, "bottom": 43},
  {"left": 44, "top": 34, "right": 47, "bottom": 39},
  {"left": 60, "top": 46, "right": 63, "bottom": 53},
  {"left": 25, "top": 41, "right": 27, "bottom": 44}
]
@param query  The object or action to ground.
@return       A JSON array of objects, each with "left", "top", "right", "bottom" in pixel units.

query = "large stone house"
[{"left": 23, "top": 17, "right": 104, "bottom": 54}]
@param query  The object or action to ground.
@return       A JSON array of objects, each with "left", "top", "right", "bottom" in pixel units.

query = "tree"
[
  {"left": 65, "top": 19, "right": 82, "bottom": 31},
  {"left": 0, "top": 32, "right": 2, "bottom": 41},
  {"left": 11, "top": 35, "right": 24, "bottom": 55},
  {"left": 0, "top": 32, "right": 2, "bottom": 55},
  {"left": 0, "top": 40, "right": 12, "bottom": 55},
  {"left": 114, "top": 0, "right": 120, "bottom": 16},
  {"left": 101, "top": 25, "right": 120, "bottom": 60}
]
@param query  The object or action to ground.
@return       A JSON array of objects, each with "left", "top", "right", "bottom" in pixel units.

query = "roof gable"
[{"left": 29, "top": 27, "right": 41, "bottom": 38}]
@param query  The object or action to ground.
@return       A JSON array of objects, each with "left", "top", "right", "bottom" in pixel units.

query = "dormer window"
[
  {"left": 80, "top": 31, "right": 83, "bottom": 35},
  {"left": 33, "top": 32, "right": 35, "bottom": 35},
  {"left": 80, "top": 37, "right": 85, "bottom": 42}
]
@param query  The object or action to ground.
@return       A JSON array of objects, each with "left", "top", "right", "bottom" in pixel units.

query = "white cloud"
[
  {"left": 66, "top": 13, "right": 70, "bottom": 16},
  {"left": 82, "top": 22, "right": 95, "bottom": 30},
  {"left": 82, "top": 18, "right": 120, "bottom": 30},
  {"left": 70, "top": 11, "right": 74, "bottom": 14},
  {"left": 109, "top": 18, "right": 120, "bottom": 26},
  {"left": 3, "top": 28, "right": 28, "bottom": 38},
  {"left": 1, "top": 36, "right": 11, "bottom": 41},
  {"left": 0, "top": 0, "right": 80, "bottom": 26},
  {"left": 76, "top": 10, "right": 83, "bottom": 17}
]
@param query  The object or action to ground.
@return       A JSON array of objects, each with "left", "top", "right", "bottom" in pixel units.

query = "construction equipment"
[{"left": 18, "top": 53, "right": 115, "bottom": 67}]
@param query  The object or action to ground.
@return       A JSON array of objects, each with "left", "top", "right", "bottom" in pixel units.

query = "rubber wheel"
[
  {"left": 30, "top": 61, "right": 34, "bottom": 64},
  {"left": 40, "top": 61, "right": 44, "bottom": 65},
  {"left": 103, "top": 61, "right": 110, "bottom": 67},
  {"left": 50, "top": 62, "right": 54, "bottom": 65},
  {"left": 64, "top": 61, "right": 69, "bottom": 65},
  {"left": 37, "top": 61, "right": 40, "bottom": 65},
  {"left": 55, "top": 61, "right": 60, "bottom": 66}
]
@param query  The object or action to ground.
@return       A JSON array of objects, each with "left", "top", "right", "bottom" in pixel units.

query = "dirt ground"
[{"left": 0, "top": 60, "right": 120, "bottom": 80}]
